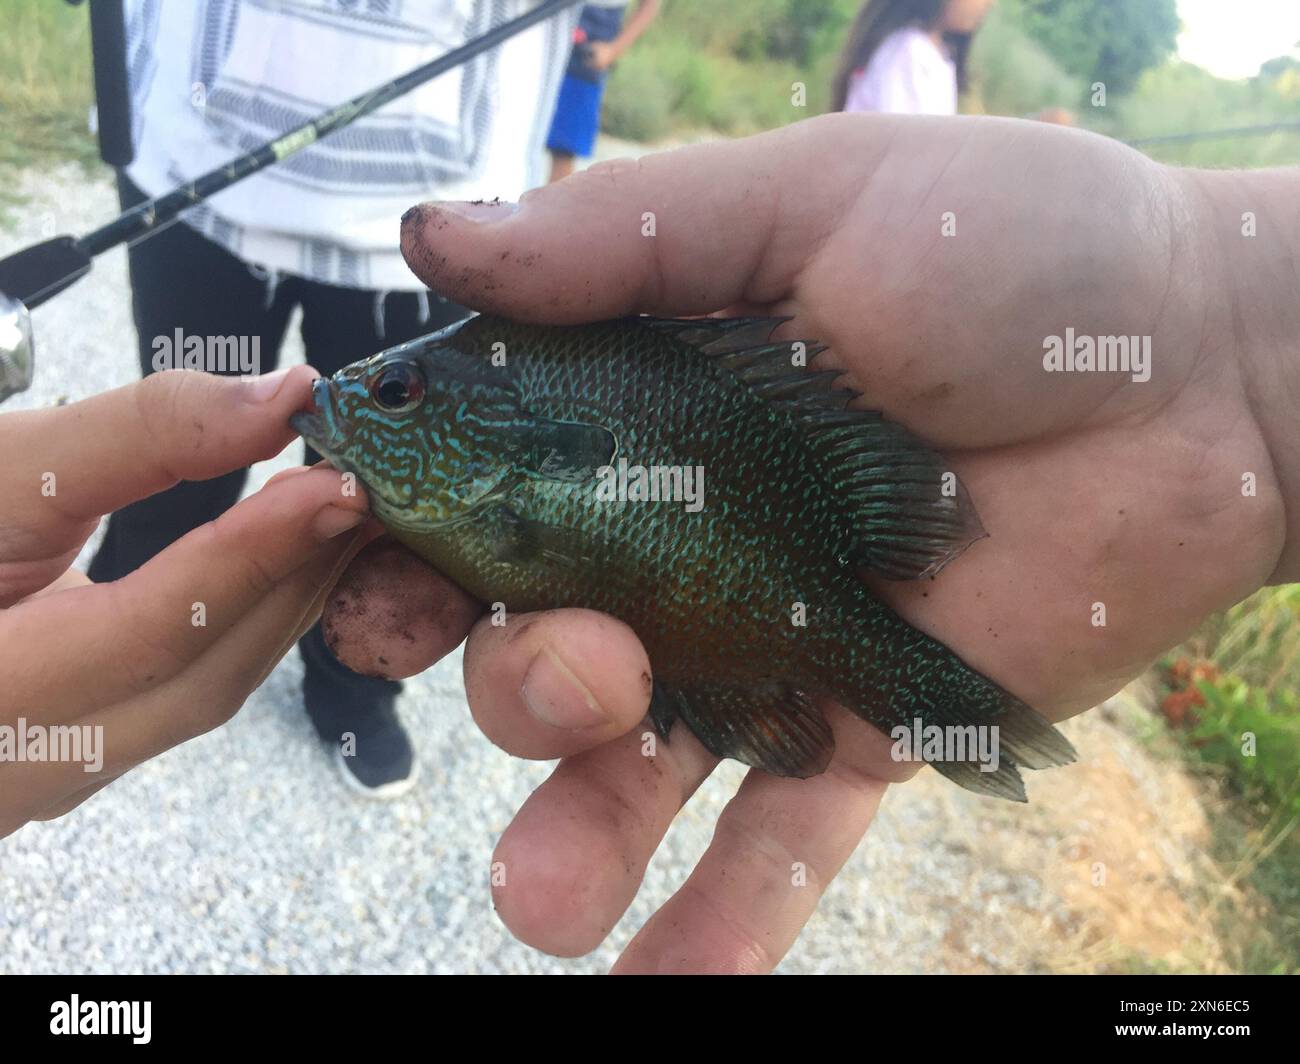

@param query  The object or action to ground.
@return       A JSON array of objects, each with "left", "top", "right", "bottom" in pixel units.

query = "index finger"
[{"left": 1, "top": 366, "right": 317, "bottom": 529}]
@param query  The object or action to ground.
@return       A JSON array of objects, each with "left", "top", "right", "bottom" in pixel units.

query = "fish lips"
[{"left": 290, "top": 376, "right": 349, "bottom": 456}]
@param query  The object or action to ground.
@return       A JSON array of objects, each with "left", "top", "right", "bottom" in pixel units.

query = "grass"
[
  {"left": 1175, "top": 786, "right": 1300, "bottom": 975},
  {"left": 1155, "top": 586, "right": 1300, "bottom": 974},
  {"left": 0, "top": 0, "right": 95, "bottom": 148},
  {"left": 0, "top": 0, "right": 98, "bottom": 225}
]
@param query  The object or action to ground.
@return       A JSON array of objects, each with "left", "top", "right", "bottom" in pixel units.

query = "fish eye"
[{"left": 370, "top": 362, "right": 426, "bottom": 413}]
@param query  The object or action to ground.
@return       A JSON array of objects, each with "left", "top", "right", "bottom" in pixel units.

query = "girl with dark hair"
[{"left": 832, "top": 0, "right": 995, "bottom": 115}]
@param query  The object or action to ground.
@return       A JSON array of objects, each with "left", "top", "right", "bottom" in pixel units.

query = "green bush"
[
  {"left": 602, "top": 51, "right": 678, "bottom": 142},
  {"left": 1178, "top": 586, "right": 1300, "bottom": 815},
  {"left": 1166, "top": 588, "right": 1300, "bottom": 974},
  {"left": 604, "top": 32, "right": 813, "bottom": 140},
  {"left": 1109, "top": 62, "right": 1300, "bottom": 168},
  {"left": 1202, "top": 585, "right": 1300, "bottom": 691},
  {"left": 968, "top": 6, "right": 1085, "bottom": 115},
  {"left": 1000, "top": 0, "right": 1179, "bottom": 98},
  {"left": 603, "top": 0, "right": 1299, "bottom": 172},
  {"left": 1189, "top": 675, "right": 1300, "bottom": 816}
]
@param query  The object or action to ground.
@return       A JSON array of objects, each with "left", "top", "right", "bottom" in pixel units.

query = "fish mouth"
[{"left": 290, "top": 376, "right": 348, "bottom": 456}]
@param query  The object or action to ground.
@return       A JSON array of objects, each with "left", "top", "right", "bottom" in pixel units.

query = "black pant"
[{"left": 89, "top": 174, "right": 467, "bottom": 738}]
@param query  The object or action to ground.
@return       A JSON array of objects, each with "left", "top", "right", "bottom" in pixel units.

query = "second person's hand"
[{"left": 0, "top": 367, "right": 372, "bottom": 837}]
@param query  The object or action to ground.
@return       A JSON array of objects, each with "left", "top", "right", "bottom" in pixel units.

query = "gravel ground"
[{"left": 0, "top": 160, "right": 1213, "bottom": 974}]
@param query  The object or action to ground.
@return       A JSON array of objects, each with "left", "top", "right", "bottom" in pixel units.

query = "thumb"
[{"left": 397, "top": 116, "right": 869, "bottom": 323}]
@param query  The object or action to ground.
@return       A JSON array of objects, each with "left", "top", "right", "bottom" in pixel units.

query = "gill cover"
[{"left": 327, "top": 326, "right": 616, "bottom": 526}]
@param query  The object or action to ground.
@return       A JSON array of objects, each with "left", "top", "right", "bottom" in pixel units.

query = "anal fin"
[{"left": 650, "top": 681, "right": 834, "bottom": 779}]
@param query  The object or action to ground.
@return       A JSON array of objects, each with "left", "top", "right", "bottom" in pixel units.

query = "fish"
[{"left": 291, "top": 313, "right": 1076, "bottom": 800}]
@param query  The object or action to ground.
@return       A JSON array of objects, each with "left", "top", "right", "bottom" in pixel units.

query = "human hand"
[
  {"left": 585, "top": 41, "right": 618, "bottom": 72},
  {"left": 0, "top": 367, "right": 372, "bottom": 838},
  {"left": 329, "top": 113, "right": 1297, "bottom": 970},
  {"left": 1031, "top": 107, "right": 1075, "bottom": 126}
]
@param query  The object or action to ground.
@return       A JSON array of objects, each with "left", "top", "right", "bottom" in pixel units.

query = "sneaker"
[
  {"left": 299, "top": 624, "right": 416, "bottom": 799},
  {"left": 331, "top": 710, "right": 420, "bottom": 801}
]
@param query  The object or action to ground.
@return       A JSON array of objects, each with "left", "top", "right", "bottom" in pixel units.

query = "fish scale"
[{"left": 293, "top": 313, "right": 1077, "bottom": 800}]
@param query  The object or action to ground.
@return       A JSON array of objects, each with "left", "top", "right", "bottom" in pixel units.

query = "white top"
[
  {"left": 843, "top": 26, "right": 957, "bottom": 116},
  {"left": 122, "top": 0, "right": 578, "bottom": 290}
]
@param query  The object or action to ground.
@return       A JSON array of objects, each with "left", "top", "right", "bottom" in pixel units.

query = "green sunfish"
[{"left": 292, "top": 314, "right": 1076, "bottom": 800}]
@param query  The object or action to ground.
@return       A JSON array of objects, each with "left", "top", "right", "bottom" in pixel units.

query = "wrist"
[{"left": 1179, "top": 164, "right": 1300, "bottom": 580}]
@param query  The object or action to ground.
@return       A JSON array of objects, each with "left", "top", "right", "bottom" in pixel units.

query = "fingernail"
[
  {"left": 244, "top": 366, "right": 295, "bottom": 403},
  {"left": 312, "top": 505, "right": 366, "bottom": 540},
  {"left": 431, "top": 199, "right": 520, "bottom": 224},
  {"left": 521, "top": 645, "right": 609, "bottom": 730}
]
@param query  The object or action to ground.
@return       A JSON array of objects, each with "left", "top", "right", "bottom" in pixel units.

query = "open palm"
[{"left": 326, "top": 114, "right": 1287, "bottom": 972}]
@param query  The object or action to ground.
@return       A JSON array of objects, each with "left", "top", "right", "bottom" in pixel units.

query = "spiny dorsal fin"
[
  {"left": 642, "top": 316, "right": 791, "bottom": 355},
  {"left": 649, "top": 680, "right": 834, "bottom": 779},
  {"left": 642, "top": 315, "right": 985, "bottom": 580}
]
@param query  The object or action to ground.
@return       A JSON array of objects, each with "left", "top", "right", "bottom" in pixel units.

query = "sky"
[{"left": 1177, "top": 0, "right": 1300, "bottom": 79}]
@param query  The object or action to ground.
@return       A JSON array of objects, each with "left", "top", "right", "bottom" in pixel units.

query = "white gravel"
[{"left": 0, "top": 161, "right": 1204, "bottom": 975}]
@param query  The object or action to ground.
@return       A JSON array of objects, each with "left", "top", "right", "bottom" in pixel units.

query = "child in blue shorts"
[{"left": 547, "top": 0, "right": 661, "bottom": 182}]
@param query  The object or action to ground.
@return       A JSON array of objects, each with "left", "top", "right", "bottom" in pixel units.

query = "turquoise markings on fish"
[{"left": 292, "top": 314, "right": 1077, "bottom": 801}]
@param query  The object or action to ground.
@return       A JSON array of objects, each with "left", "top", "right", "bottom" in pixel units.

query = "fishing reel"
[{"left": 0, "top": 293, "right": 34, "bottom": 406}]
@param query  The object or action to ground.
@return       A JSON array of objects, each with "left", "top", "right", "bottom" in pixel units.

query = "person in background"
[
  {"left": 89, "top": 0, "right": 579, "bottom": 799},
  {"left": 545, "top": 0, "right": 661, "bottom": 182},
  {"left": 832, "top": 0, "right": 994, "bottom": 115}
]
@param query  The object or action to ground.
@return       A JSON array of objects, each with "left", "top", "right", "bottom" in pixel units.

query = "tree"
[
  {"left": 1003, "top": 0, "right": 1180, "bottom": 97},
  {"left": 1259, "top": 54, "right": 1300, "bottom": 81}
]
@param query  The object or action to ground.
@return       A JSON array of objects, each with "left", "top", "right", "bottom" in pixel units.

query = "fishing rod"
[
  {"left": 0, "top": 0, "right": 583, "bottom": 404},
  {"left": 1124, "top": 119, "right": 1300, "bottom": 148}
]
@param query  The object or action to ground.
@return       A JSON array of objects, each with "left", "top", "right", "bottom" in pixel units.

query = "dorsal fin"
[
  {"left": 643, "top": 316, "right": 788, "bottom": 355},
  {"left": 643, "top": 316, "right": 985, "bottom": 579}
]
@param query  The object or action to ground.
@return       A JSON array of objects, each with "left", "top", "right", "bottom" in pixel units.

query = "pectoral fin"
[
  {"left": 477, "top": 503, "right": 595, "bottom": 570},
  {"left": 650, "top": 680, "right": 834, "bottom": 778},
  {"left": 521, "top": 417, "right": 616, "bottom": 484}
]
